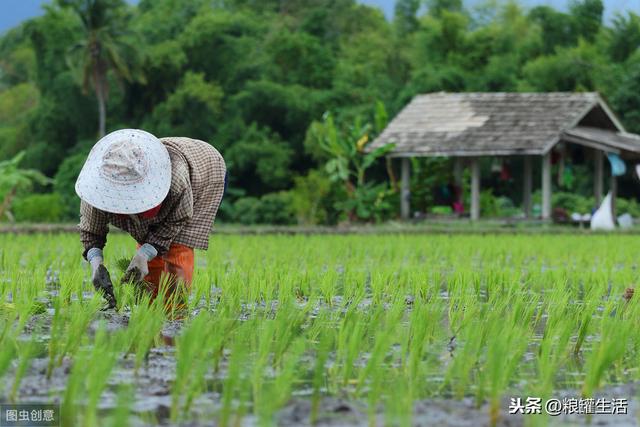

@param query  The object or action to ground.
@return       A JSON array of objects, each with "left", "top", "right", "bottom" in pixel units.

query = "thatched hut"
[{"left": 368, "top": 92, "right": 640, "bottom": 220}]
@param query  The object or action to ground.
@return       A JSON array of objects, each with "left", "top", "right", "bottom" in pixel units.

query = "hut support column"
[
  {"left": 470, "top": 158, "right": 480, "bottom": 221},
  {"left": 523, "top": 156, "right": 532, "bottom": 218},
  {"left": 542, "top": 152, "right": 552, "bottom": 220},
  {"left": 594, "top": 150, "right": 604, "bottom": 205},
  {"left": 453, "top": 157, "right": 463, "bottom": 187},
  {"left": 401, "top": 157, "right": 410, "bottom": 220},
  {"left": 610, "top": 175, "right": 617, "bottom": 219}
]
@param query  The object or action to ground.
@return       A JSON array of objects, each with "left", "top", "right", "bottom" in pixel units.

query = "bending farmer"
[{"left": 75, "top": 129, "right": 226, "bottom": 309}]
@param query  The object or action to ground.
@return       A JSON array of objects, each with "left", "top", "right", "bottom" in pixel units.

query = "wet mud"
[{"left": 6, "top": 304, "right": 639, "bottom": 426}]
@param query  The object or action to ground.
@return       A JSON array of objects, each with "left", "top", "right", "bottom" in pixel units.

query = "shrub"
[
  {"left": 54, "top": 152, "right": 88, "bottom": 220},
  {"left": 257, "top": 192, "right": 296, "bottom": 225},
  {"left": 479, "top": 189, "right": 499, "bottom": 217},
  {"left": 13, "top": 193, "right": 65, "bottom": 223},
  {"left": 334, "top": 183, "right": 395, "bottom": 223},
  {"left": 431, "top": 205, "right": 453, "bottom": 215},
  {"left": 290, "top": 170, "right": 331, "bottom": 225},
  {"left": 616, "top": 198, "right": 640, "bottom": 218},
  {"left": 552, "top": 192, "right": 595, "bottom": 214},
  {"left": 232, "top": 193, "right": 296, "bottom": 225},
  {"left": 232, "top": 197, "right": 260, "bottom": 225}
]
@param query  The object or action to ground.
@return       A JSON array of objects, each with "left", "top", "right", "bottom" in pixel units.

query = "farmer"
[{"left": 75, "top": 129, "right": 226, "bottom": 309}]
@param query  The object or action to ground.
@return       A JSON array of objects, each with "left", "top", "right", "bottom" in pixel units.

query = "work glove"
[
  {"left": 87, "top": 248, "right": 117, "bottom": 309},
  {"left": 122, "top": 243, "right": 157, "bottom": 285}
]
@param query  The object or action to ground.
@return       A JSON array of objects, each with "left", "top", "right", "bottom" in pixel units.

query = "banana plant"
[
  {"left": 0, "top": 151, "right": 51, "bottom": 222},
  {"left": 309, "top": 101, "right": 395, "bottom": 221}
]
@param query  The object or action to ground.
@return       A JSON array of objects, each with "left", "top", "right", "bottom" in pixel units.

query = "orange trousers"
[{"left": 139, "top": 243, "right": 194, "bottom": 307}]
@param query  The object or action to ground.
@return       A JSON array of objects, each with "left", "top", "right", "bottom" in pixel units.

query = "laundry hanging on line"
[{"left": 606, "top": 153, "right": 626, "bottom": 176}]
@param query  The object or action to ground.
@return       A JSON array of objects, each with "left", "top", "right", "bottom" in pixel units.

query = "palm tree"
[{"left": 60, "top": 0, "right": 144, "bottom": 137}]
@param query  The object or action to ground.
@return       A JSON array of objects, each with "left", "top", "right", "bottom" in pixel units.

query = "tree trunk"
[
  {"left": 96, "top": 78, "right": 106, "bottom": 138},
  {"left": 0, "top": 186, "right": 17, "bottom": 223},
  {"left": 91, "top": 41, "right": 107, "bottom": 138}
]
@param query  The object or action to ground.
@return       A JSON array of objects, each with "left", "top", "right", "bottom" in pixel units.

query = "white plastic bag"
[
  {"left": 618, "top": 213, "right": 633, "bottom": 229},
  {"left": 590, "top": 192, "right": 615, "bottom": 231}
]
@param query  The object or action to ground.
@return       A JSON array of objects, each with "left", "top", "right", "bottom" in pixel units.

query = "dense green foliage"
[
  {"left": 2, "top": 233, "right": 640, "bottom": 424},
  {"left": 2, "top": 0, "right": 640, "bottom": 222}
]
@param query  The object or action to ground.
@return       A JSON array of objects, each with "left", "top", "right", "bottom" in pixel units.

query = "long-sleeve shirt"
[{"left": 79, "top": 137, "right": 226, "bottom": 257}]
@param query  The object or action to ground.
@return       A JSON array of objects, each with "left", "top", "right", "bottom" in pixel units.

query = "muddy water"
[{"left": 3, "top": 303, "right": 637, "bottom": 427}]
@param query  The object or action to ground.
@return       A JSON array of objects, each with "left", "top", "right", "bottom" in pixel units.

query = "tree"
[
  {"left": 569, "top": 0, "right": 603, "bottom": 42},
  {"left": 59, "top": 0, "right": 144, "bottom": 137},
  {"left": 529, "top": 6, "right": 576, "bottom": 54},
  {"left": 611, "top": 54, "right": 640, "bottom": 133},
  {"left": 427, "top": 0, "right": 463, "bottom": 18},
  {"left": 608, "top": 12, "right": 640, "bottom": 62},
  {"left": 394, "top": 0, "right": 421, "bottom": 36}
]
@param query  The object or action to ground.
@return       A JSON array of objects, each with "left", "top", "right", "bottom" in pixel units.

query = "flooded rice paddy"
[{"left": 1, "top": 233, "right": 640, "bottom": 426}]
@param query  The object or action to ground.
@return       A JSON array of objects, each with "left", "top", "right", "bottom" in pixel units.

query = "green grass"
[{"left": 0, "top": 233, "right": 639, "bottom": 426}]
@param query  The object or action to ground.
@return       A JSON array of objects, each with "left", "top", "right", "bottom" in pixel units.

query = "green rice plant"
[
  {"left": 219, "top": 323, "right": 250, "bottom": 427},
  {"left": 109, "top": 384, "right": 134, "bottom": 427},
  {"left": 479, "top": 315, "right": 531, "bottom": 426},
  {"left": 581, "top": 306, "right": 631, "bottom": 398},
  {"left": 401, "top": 298, "right": 445, "bottom": 399},
  {"left": 271, "top": 301, "right": 310, "bottom": 365},
  {"left": 572, "top": 287, "right": 601, "bottom": 355},
  {"left": 533, "top": 306, "right": 574, "bottom": 400},
  {"left": 250, "top": 317, "right": 274, "bottom": 424},
  {"left": 0, "top": 323, "right": 17, "bottom": 396},
  {"left": 310, "top": 331, "right": 333, "bottom": 424},
  {"left": 83, "top": 324, "right": 120, "bottom": 426},
  {"left": 356, "top": 303, "right": 404, "bottom": 394},
  {"left": 9, "top": 335, "right": 40, "bottom": 402},
  {"left": 335, "top": 305, "right": 371, "bottom": 388},
  {"left": 4, "top": 232, "right": 640, "bottom": 425},
  {"left": 358, "top": 304, "right": 404, "bottom": 424},
  {"left": 58, "top": 296, "right": 102, "bottom": 364},
  {"left": 124, "top": 293, "right": 165, "bottom": 371},
  {"left": 318, "top": 268, "right": 339, "bottom": 306},
  {"left": 442, "top": 311, "right": 487, "bottom": 398},
  {"left": 61, "top": 348, "right": 87, "bottom": 426},
  {"left": 384, "top": 368, "right": 412, "bottom": 427},
  {"left": 46, "top": 295, "right": 67, "bottom": 378},
  {"left": 258, "top": 338, "right": 306, "bottom": 426},
  {"left": 171, "top": 311, "right": 218, "bottom": 421}
]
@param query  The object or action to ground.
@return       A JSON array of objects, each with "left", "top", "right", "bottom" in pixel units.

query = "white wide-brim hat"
[{"left": 75, "top": 129, "right": 172, "bottom": 214}]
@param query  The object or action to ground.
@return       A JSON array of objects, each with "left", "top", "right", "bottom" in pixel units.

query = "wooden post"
[
  {"left": 401, "top": 157, "right": 410, "bottom": 220},
  {"left": 523, "top": 156, "right": 532, "bottom": 218},
  {"left": 610, "top": 175, "right": 617, "bottom": 220},
  {"left": 594, "top": 150, "right": 604, "bottom": 205},
  {"left": 542, "top": 152, "right": 552, "bottom": 220},
  {"left": 453, "top": 157, "right": 463, "bottom": 187},
  {"left": 470, "top": 158, "right": 480, "bottom": 221}
]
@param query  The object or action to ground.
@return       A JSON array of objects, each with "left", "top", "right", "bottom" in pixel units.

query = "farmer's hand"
[
  {"left": 122, "top": 243, "right": 157, "bottom": 284},
  {"left": 87, "top": 248, "right": 117, "bottom": 309}
]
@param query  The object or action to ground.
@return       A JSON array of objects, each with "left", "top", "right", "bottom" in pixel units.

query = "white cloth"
[{"left": 590, "top": 192, "right": 615, "bottom": 230}]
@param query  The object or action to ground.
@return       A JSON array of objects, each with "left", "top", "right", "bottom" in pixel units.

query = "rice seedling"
[
  {"left": 1, "top": 232, "right": 640, "bottom": 425},
  {"left": 171, "top": 311, "right": 217, "bottom": 421},
  {"left": 82, "top": 324, "right": 121, "bottom": 426},
  {"left": 9, "top": 334, "right": 41, "bottom": 402},
  {"left": 581, "top": 308, "right": 631, "bottom": 398}
]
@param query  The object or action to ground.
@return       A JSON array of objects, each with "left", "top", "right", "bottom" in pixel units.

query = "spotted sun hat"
[{"left": 75, "top": 129, "right": 172, "bottom": 214}]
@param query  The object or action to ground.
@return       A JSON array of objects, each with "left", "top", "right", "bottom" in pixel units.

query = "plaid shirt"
[{"left": 79, "top": 137, "right": 226, "bottom": 257}]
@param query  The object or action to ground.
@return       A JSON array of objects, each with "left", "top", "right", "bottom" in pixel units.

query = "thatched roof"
[
  {"left": 368, "top": 92, "right": 640, "bottom": 157},
  {"left": 562, "top": 126, "right": 640, "bottom": 155}
]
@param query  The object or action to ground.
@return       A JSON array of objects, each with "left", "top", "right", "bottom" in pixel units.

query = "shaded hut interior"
[{"left": 368, "top": 92, "right": 640, "bottom": 220}]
